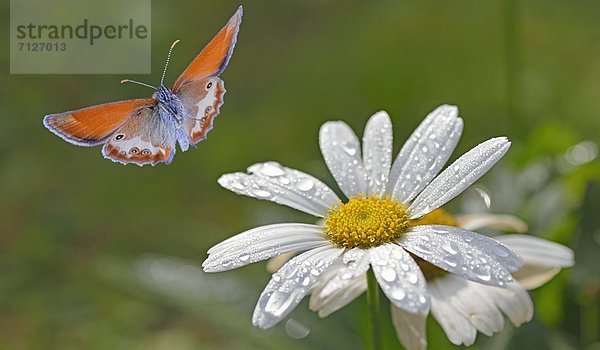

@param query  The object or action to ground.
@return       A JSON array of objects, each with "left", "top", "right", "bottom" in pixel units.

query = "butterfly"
[{"left": 43, "top": 6, "right": 243, "bottom": 166}]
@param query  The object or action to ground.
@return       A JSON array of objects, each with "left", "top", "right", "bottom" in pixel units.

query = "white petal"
[
  {"left": 369, "top": 244, "right": 430, "bottom": 314},
  {"left": 391, "top": 305, "right": 428, "bottom": 350},
  {"left": 496, "top": 234, "right": 574, "bottom": 289},
  {"left": 362, "top": 111, "right": 393, "bottom": 196},
  {"left": 319, "top": 121, "right": 368, "bottom": 198},
  {"left": 496, "top": 234, "right": 574, "bottom": 268},
  {"left": 252, "top": 246, "right": 343, "bottom": 329},
  {"left": 389, "top": 105, "right": 463, "bottom": 203},
  {"left": 429, "top": 277, "right": 477, "bottom": 346},
  {"left": 313, "top": 248, "right": 370, "bottom": 301},
  {"left": 411, "top": 225, "right": 523, "bottom": 272},
  {"left": 478, "top": 281, "right": 533, "bottom": 326},
  {"left": 429, "top": 275, "right": 505, "bottom": 345},
  {"left": 311, "top": 275, "right": 367, "bottom": 318},
  {"left": 399, "top": 226, "right": 514, "bottom": 287},
  {"left": 218, "top": 161, "right": 340, "bottom": 217},
  {"left": 455, "top": 213, "right": 529, "bottom": 233},
  {"left": 203, "top": 224, "right": 329, "bottom": 272},
  {"left": 409, "top": 137, "right": 511, "bottom": 218}
]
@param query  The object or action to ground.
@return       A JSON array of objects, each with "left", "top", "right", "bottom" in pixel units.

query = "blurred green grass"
[{"left": 1, "top": 0, "right": 599, "bottom": 349}]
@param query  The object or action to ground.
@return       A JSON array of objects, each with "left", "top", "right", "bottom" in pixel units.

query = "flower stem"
[{"left": 366, "top": 268, "right": 382, "bottom": 350}]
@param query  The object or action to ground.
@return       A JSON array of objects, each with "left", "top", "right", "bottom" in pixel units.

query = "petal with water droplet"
[
  {"left": 252, "top": 246, "right": 343, "bottom": 329},
  {"left": 408, "top": 137, "right": 511, "bottom": 219},
  {"left": 369, "top": 244, "right": 430, "bottom": 314},
  {"left": 399, "top": 227, "right": 514, "bottom": 287},
  {"left": 412, "top": 225, "right": 523, "bottom": 272},
  {"left": 219, "top": 161, "right": 340, "bottom": 217},
  {"left": 313, "top": 248, "right": 370, "bottom": 301},
  {"left": 389, "top": 105, "right": 463, "bottom": 203},
  {"left": 319, "top": 121, "right": 368, "bottom": 198},
  {"left": 203, "top": 224, "right": 329, "bottom": 272},
  {"left": 362, "top": 111, "right": 393, "bottom": 196}
]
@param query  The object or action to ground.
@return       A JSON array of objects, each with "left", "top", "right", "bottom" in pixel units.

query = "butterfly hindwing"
[
  {"left": 102, "top": 107, "right": 178, "bottom": 166},
  {"left": 177, "top": 77, "right": 225, "bottom": 146},
  {"left": 43, "top": 99, "right": 155, "bottom": 147}
]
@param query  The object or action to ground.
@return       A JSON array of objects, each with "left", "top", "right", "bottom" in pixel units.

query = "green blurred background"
[{"left": 1, "top": 0, "right": 599, "bottom": 349}]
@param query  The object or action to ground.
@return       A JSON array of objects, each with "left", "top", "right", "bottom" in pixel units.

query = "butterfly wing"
[
  {"left": 172, "top": 6, "right": 242, "bottom": 146},
  {"left": 43, "top": 99, "right": 155, "bottom": 147},
  {"left": 172, "top": 6, "right": 242, "bottom": 90},
  {"left": 102, "top": 106, "right": 179, "bottom": 166},
  {"left": 177, "top": 77, "right": 226, "bottom": 145}
]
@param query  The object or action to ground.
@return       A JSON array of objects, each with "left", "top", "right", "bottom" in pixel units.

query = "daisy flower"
[
  {"left": 203, "top": 105, "right": 522, "bottom": 332},
  {"left": 309, "top": 208, "right": 574, "bottom": 349}
]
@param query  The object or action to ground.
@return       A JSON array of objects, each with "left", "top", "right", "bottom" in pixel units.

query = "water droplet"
[
  {"left": 407, "top": 272, "right": 418, "bottom": 284},
  {"left": 239, "top": 254, "right": 250, "bottom": 262},
  {"left": 392, "top": 289, "right": 406, "bottom": 300},
  {"left": 260, "top": 163, "right": 285, "bottom": 177},
  {"left": 341, "top": 272, "right": 353, "bottom": 280},
  {"left": 253, "top": 189, "right": 272, "bottom": 198},
  {"left": 400, "top": 263, "right": 409, "bottom": 271},
  {"left": 296, "top": 178, "right": 314, "bottom": 191},
  {"left": 342, "top": 144, "right": 357, "bottom": 156},
  {"left": 301, "top": 276, "right": 311, "bottom": 286},
  {"left": 279, "top": 177, "right": 291, "bottom": 185},
  {"left": 413, "top": 245, "right": 432, "bottom": 255},
  {"left": 474, "top": 265, "right": 491, "bottom": 281},
  {"left": 493, "top": 245, "right": 510, "bottom": 257},
  {"left": 418, "top": 295, "right": 427, "bottom": 304},
  {"left": 442, "top": 242, "right": 458, "bottom": 255},
  {"left": 381, "top": 268, "right": 397, "bottom": 282},
  {"left": 232, "top": 182, "right": 245, "bottom": 190},
  {"left": 442, "top": 255, "right": 459, "bottom": 267}
]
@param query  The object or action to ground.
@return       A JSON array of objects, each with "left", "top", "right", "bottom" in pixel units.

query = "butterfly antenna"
[
  {"left": 160, "top": 39, "right": 180, "bottom": 86},
  {"left": 120, "top": 79, "right": 157, "bottom": 90}
]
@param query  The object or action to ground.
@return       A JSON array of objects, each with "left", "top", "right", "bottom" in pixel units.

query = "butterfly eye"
[
  {"left": 206, "top": 82, "right": 213, "bottom": 90},
  {"left": 141, "top": 149, "right": 151, "bottom": 155},
  {"left": 115, "top": 134, "right": 124, "bottom": 141},
  {"left": 129, "top": 147, "right": 140, "bottom": 155}
]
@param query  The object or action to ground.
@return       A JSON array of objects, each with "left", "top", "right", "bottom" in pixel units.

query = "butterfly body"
[{"left": 44, "top": 7, "right": 242, "bottom": 166}]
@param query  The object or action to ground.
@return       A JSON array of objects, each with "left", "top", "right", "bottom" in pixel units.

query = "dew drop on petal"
[
  {"left": 493, "top": 245, "right": 510, "bottom": 257},
  {"left": 232, "top": 182, "right": 246, "bottom": 190},
  {"left": 239, "top": 254, "right": 250, "bottom": 262},
  {"left": 296, "top": 178, "right": 315, "bottom": 191},
  {"left": 260, "top": 163, "right": 285, "bottom": 177},
  {"left": 392, "top": 289, "right": 406, "bottom": 300},
  {"left": 474, "top": 265, "right": 491, "bottom": 281},
  {"left": 407, "top": 272, "right": 418, "bottom": 284},
  {"left": 252, "top": 189, "right": 272, "bottom": 198},
  {"left": 442, "top": 242, "right": 458, "bottom": 255},
  {"left": 381, "top": 268, "right": 397, "bottom": 282}
]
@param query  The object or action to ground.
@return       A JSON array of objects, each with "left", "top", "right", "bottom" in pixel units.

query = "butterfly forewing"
[
  {"left": 172, "top": 6, "right": 242, "bottom": 91},
  {"left": 43, "top": 99, "right": 155, "bottom": 147}
]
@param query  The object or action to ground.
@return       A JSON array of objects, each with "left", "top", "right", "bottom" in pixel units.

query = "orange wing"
[
  {"left": 172, "top": 6, "right": 242, "bottom": 91},
  {"left": 43, "top": 99, "right": 156, "bottom": 146}
]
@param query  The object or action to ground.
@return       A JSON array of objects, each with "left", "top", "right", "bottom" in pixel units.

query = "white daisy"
[
  {"left": 203, "top": 105, "right": 522, "bottom": 331},
  {"left": 310, "top": 209, "right": 574, "bottom": 349}
]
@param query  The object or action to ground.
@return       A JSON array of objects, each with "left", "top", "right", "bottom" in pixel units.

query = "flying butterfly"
[{"left": 43, "top": 6, "right": 243, "bottom": 166}]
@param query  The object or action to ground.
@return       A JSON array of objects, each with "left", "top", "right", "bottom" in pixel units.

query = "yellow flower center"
[{"left": 324, "top": 195, "right": 410, "bottom": 249}]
